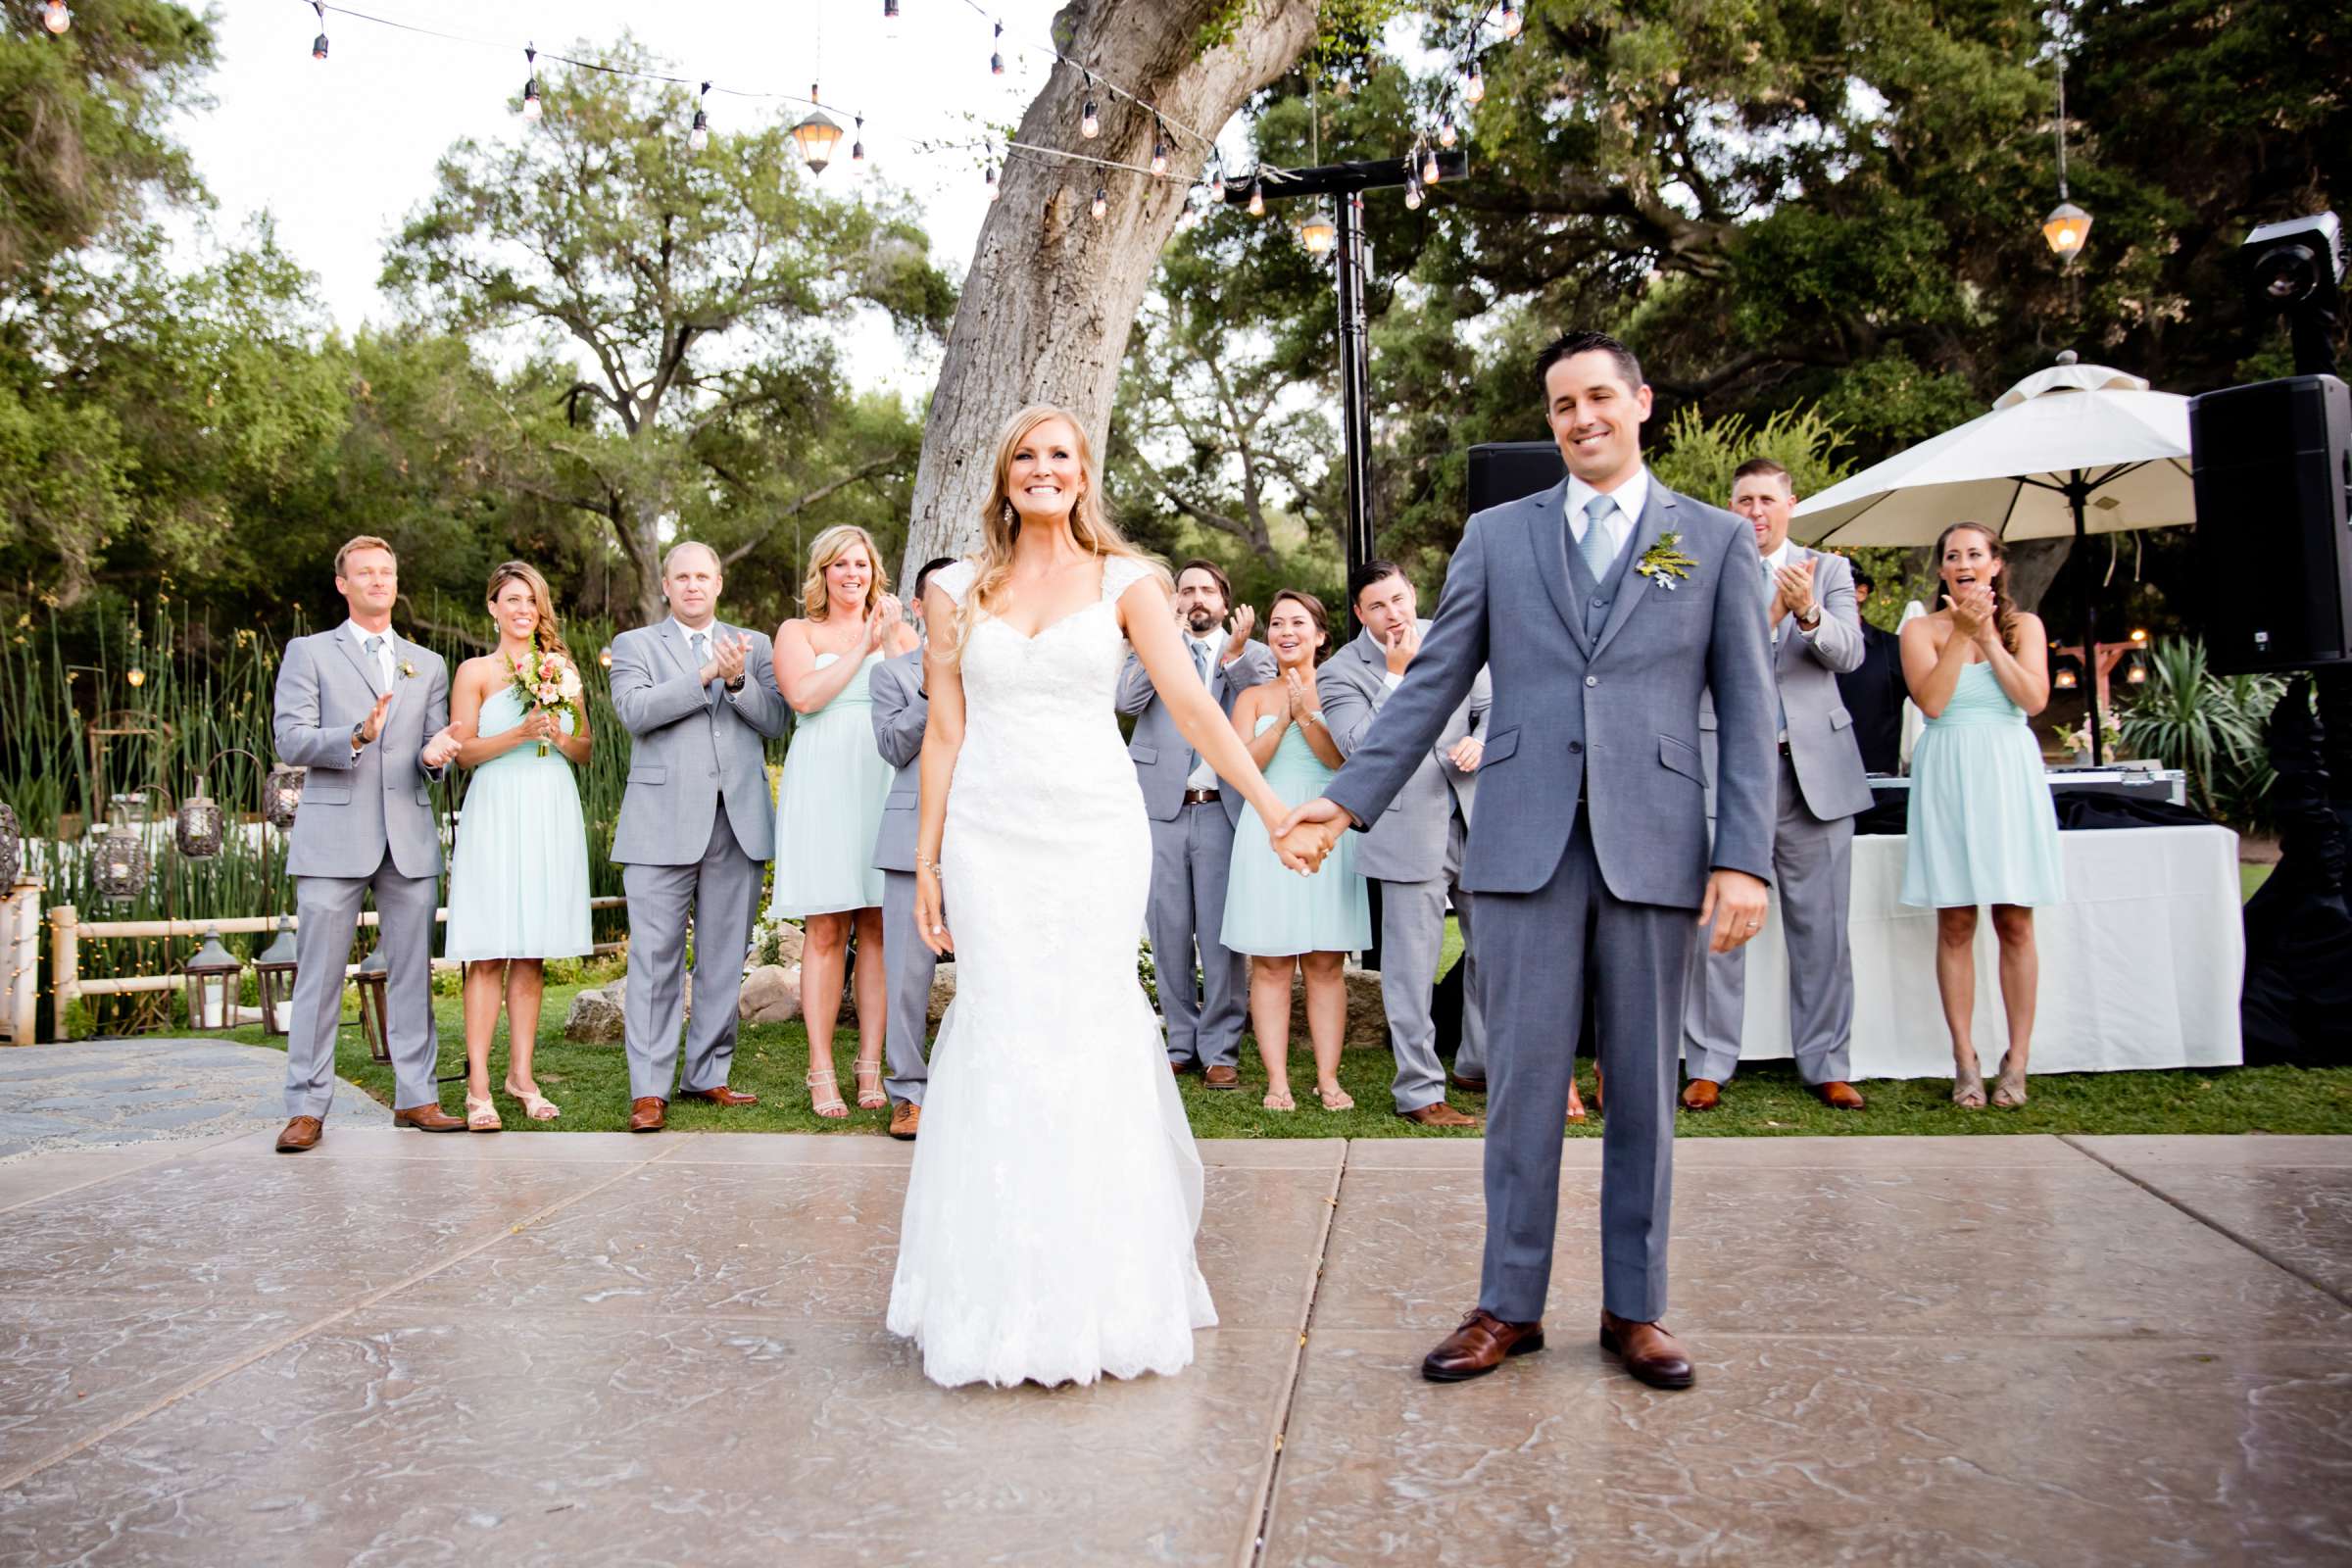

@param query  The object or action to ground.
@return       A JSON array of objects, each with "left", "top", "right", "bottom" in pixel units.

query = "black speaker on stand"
[{"left": 2190, "top": 374, "right": 2352, "bottom": 675}]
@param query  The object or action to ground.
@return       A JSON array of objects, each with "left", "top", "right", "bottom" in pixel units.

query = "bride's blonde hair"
[{"left": 946, "top": 404, "right": 1164, "bottom": 662}]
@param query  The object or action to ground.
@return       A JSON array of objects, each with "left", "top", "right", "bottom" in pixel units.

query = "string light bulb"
[
  {"left": 1499, "top": 2, "right": 1523, "bottom": 39},
  {"left": 852, "top": 114, "right": 864, "bottom": 164},
  {"left": 1247, "top": 177, "right": 1264, "bottom": 218},
  {"left": 1081, "top": 96, "right": 1100, "bottom": 139},
  {"left": 1463, "top": 59, "right": 1485, "bottom": 105},
  {"left": 689, "top": 82, "right": 710, "bottom": 151},
  {"left": 520, "top": 45, "right": 542, "bottom": 122},
  {"left": 990, "top": 22, "right": 1003, "bottom": 74},
  {"left": 883, "top": 0, "right": 900, "bottom": 27},
  {"left": 985, "top": 162, "right": 1000, "bottom": 200},
  {"left": 310, "top": 1, "right": 327, "bottom": 60},
  {"left": 1404, "top": 173, "right": 1423, "bottom": 210},
  {"left": 1422, "top": 145, "right": 1441, "bottom": 184},
  {"left": 1091, "top": 184, "right": 1107, "bottom": 220},
  {"left": 1151, "top": 122, "right": 1169, "bottom": 178},
  {"left": 41, "top": 1, "right": 70, "bottom": 34},
  {"left": 1438, "top": 114, "right": 1457, "bottom": 149},
  {"left": 1208, "top": 162, "right": 1225, "bottom": 203}
]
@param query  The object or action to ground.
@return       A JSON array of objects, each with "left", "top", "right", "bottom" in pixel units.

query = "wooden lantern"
[
  {"left": 254, "top": 915, "right": 300, "bottom": 1037},
  {"left": 180, "top": 926, "right": 243, "bottom": 1032}
]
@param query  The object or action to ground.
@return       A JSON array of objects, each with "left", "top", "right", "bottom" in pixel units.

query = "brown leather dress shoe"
[
  {"left": 1201, "top": 1064, "right": 1242, "bottom": 1091},
  {"left": 1680, "top": 1078, "right": 1721, "bottom": 1111},
  {"left": 889, "top": 1101, "right": 921, "bottom": 1141},
  {"left": 1422, "top": 1308, "right": 1545, "bottom": 1382},
  {"left": 1813, "top": 1080, "right": 1866, "bottom": 1110},
  {"left": 392, "top": 1103, "right": 466, "bottom": 1132},
  {"left": 628, "top": 1097, "right": 667, "bottom": 1133},
  {"left": 1448, "top": 1072, "right": 1489, "bottom": 1095},
  {"left": 1598, "top": 1310, "right": 1695, "bottom": 1390},
  {"left": 275, "top": 1115, "right": 323, "bottom": 1152},
  {"left": 676, "top": 1085, "right": 759, "bottom": 1108},
  {"left": 1397, "top": 1101, "right": 1481, "bottom": 1128}
]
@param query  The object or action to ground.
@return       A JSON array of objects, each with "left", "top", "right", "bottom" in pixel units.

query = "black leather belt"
[{"left": 1183, "top": 788, "right": 1222, "bottom": 805}]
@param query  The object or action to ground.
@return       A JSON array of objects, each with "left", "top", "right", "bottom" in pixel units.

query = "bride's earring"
[{"left": 1001, "top": 500, "right": 1016, "bottom": 530}]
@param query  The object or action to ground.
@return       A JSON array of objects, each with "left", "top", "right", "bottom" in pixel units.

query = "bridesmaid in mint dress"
[
  {"left": 1898, "top": 523, "right": 2061, "bottom": 1110},
  {"left": 770, "top": 524, "right": 922, "bottom": 1120},
  {"left": 1222, "top": 591, "right": 1370, "bottom": 1112},
  {"left": 445, "top": 562, "right": 594, "bottom": 1130}
]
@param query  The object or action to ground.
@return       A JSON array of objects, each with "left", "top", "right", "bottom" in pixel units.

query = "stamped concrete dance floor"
[{"left": 1, "top": 1130, "right": 2347, "bottom": 1565}]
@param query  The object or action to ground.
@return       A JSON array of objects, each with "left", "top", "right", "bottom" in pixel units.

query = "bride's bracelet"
[{"left": 916, "top": 853, "right": 943, "bottom": 878}]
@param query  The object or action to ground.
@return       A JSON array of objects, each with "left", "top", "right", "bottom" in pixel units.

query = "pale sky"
[{"left": 169, "top": 0, "right": 1128, "bottom": 390}]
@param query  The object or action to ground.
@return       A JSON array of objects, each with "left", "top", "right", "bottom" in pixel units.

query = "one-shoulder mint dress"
[
  {"left": 1222, "top": 714, "right": 1372, "bottom": 956},
  {"left": 443, "top": 687, "right": 593, "bottom": 960},
  {"left": 767, "top": 650, "right": 893, "bottom": 917},
  {"left": 1901, "top": 662, "right": 2066, "bottom": 908}
]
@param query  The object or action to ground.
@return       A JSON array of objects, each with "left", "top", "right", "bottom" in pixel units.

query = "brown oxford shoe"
[
  {"left": 1202, "top": 1064, "right": 1242, "bottom": 1091},
  {"left": 1680, "top": 1078, "right": 1721, "bottom": 1111},
  {"left": 676, "top": 1085, "right": 759, "bottom": 1108},
  {"left": 1422, "top": 1308, "right": 1545, "bottom": 1382},
  {"left": 1813, "top": 1080, "right": 1867, "bottom": 1110},
  {"left": 1448, "top": 1072, "right": 1489, "bottom": 1095},
  {"left": 889, "top": 1101, "right": 921, "bottom": 1141},
  {"left": 628, "top": 1097, "right": 667, "bottom": 1133},
  {"left": 1398, "top": 1101, "right": 1481, "bottom": 1128},
  {"left": 392, "top": 1102, "right": 466, "bottom": 1133},
  {"left": 275, "top": 1115, "right": 323, "bottom": 1153},
  {"left": 1598, "top": 1310, "right": 1695, "bottom": 1390}
]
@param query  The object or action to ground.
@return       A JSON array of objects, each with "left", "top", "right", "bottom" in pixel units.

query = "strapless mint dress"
[
  {"left": 1222, "top": 714, "right": 1371, "bottom": 956},
  {"left": 443, "top": 687, "right": 593, "bottom": 959},
  {"left": 767, "top": 650, "right": 893, "bottom": 917},
  {"left": 1901, "top": 662, "right": 2066, "bottom": 908}
]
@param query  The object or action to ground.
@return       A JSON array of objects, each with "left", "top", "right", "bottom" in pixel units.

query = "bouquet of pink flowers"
[{"left": 507, "top": 638, "right": 585, "bottom": 757}]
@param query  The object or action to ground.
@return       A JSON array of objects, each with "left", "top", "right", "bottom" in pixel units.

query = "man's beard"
[{"left": 1185, "top": 608, "right": 1221, "bottom": 636}]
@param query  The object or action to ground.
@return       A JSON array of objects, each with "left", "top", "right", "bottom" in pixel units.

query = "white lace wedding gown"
[{"left": 886, "top": 555, "right": 1216, "bottom": 1388}]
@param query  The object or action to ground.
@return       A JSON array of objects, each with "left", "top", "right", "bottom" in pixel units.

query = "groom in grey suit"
[
  {"left": 1284, "top": 331, "right": 1777, "bottom": 1390},
  {"left": 270, "top": 535, "right": 467, "bottom": 1152},
  {"left": 871, "top": 557, "right": 956, "bottom": 1141},
  {"left": 1316, "top": 563, "right": 1490, "bottom": 1127},
  {"left": 609, "top": 541, "right": 790, "bottom": 1132},
  {"left": 1117, "top": 560, "right": 1275, "bottom": 1085},
  {"left": 1682, "top": 458, "right": 1874, "bottom": 1112}
]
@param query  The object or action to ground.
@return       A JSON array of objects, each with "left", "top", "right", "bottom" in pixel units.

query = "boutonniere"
[
  {"left": 1633, "top": 533, "right": 1697, "bottom": 590},
  {"left": 398, "top": 659, "right": 417, "bottom": 680}
]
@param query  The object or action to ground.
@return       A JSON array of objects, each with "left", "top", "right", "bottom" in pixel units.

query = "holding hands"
[{"left": 1273, "top": 797, "right": 1351, "bottom": 875}]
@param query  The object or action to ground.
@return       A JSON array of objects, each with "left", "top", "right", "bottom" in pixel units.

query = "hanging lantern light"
[
  {"left": 520, "top": 45, "right": 543, "bottom": 122},
  {"left": 180, "top": 927, "right": 243, "bottom": 1033},
  {"left": 851, "top": 115, "right": 865, "bottom": 165},
  {"left": 1499, "top": 2, "right": 1524, "bottom": 40},
  {"left": 125, "top": 666, "right": 145, "bottom": 688},
  {"left": 1463, "top": 59, "right": 1486, "bottom": 105},
  {"left": 689, "top": 81, "right": 711, "bottom": 152},
  {"left": 264, "top": 764, "right": 305, "bottom": 831},
  {"left": 354, "top": 946, "right": 392, "bottom": 1062},
  {"left": 254, "top": 915, "right": 300, "bottom": 1038},
  {"left": 1247, "top": 177, "right": 1265, "bottom": 218},
  {"left": 42, "top": 1, "right": 70, "bottom": 34},
  {"left": 597, "top": 648, "right": 612, "bottom": 670},
  {"left": 990, "top": 21, "right": 1004, "bottom": 74},
  {"left": 94, "top": 808, "right": 148, "bottom": 906},
  {"left": 175, "top": 776, "right": 226, "bottom": 860},
  {"left": 1091, "top": 185, "right": 1108, "bottom": 220},
  {"left": 2042, "top": 201, "right": 2092, "bottom": 263},
  {"left": 791, "top": 83, "right": 844, "bottom": 174},
  {"left": 310, "top": 1, "right": 327, "bottom": 60},
  {"left": 1299, "top": 209, "right": 1337, "bottom": 257},
  {"left": 0, "top": 800, "right": 19, "bottom": 891}
]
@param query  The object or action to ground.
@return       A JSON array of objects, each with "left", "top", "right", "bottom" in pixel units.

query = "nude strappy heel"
[{"left": 807, "top": 1068, "right": 848, "bottom": 1119}]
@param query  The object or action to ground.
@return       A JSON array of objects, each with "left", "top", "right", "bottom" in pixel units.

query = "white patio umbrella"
[{"left": 1792, "top": 357, "right": 2195, "bottom": 763}]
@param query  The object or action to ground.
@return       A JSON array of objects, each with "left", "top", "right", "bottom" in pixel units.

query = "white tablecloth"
[{"left": 1735, "top": 825, "right": 2244, "bottom": 1078}]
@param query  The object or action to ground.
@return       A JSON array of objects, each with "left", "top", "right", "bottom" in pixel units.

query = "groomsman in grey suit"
[
  {"left": 871, "top": 556, "right": 957, "bottom": 1141},
  {"left": 1117, "top": 560, "right": 1275, "bottom": 1087},
  {"left": 1283, "top": 331, "right": 1777, "bottom": 1390},
  {"left": 270, "top": 535, "right": 468, "bottom": 1152},
  {"left": 1317, "top": 561, "right": 1490, "bottom": 1128},
  {"left": 1683, "top": 459, "right": 1874, "bottom": 1112},
  {"left": 608, "top": 541, "right": 790, "bottom": 1133}
]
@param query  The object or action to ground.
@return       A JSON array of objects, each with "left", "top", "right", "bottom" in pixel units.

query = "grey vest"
[{"left": 1564, "top": 513, "right": 1639, "bottom": 642}]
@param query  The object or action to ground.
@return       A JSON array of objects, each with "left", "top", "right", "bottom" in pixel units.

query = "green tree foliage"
[{"left": 380, "top": 41, "right": 954, "bottom": 625}]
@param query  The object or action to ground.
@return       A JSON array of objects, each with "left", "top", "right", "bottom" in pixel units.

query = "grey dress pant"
[
  {"left": 1476, "top": 812, "right": 1690, "bottom": 1325},
  {"left": 284, "top": 851, "right": 442, "bottom": 1115},
  {"left": 1379, "top": 809, "right": 1487, "bottom": 1112},
  {"left": 1147, "top": 800, "right": 1248, "bottom": 1069},
  {"left": 1684, "top": 752, "right": 1856, "bottom": 1085},
  {"left": 620, "top": 803, "right": 761, "bottom": 1102},
  {"left": 880, "top": 868, "right": 940, "bottom": 1105}
]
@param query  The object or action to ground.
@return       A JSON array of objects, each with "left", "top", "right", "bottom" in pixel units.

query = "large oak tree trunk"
[{"left": 902, "top": 0, "right": 1317, "bottom": 577}]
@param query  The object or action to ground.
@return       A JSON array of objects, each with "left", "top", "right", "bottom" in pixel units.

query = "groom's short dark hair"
[{"left": 1535, "top": 331, "right": 1643, "bottom": 396}]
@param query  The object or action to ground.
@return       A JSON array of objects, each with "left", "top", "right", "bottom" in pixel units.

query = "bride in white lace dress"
[{"left": 886, "top": 405, "right": 1305, "bottom": 1388}]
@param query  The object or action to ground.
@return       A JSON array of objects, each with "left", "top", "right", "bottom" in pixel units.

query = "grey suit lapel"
[
  {"left": 335, "top": 628, "right": 385, "bottom": 698},
  {"left": 1524, "top": 478, "right": 1589, "bottom": 656},
  {"left": 1348, "top": 630, "right": 1390, "bottom": 707},
  {"left": 1592, "top": 486, "right": 1678, "bottom": 659},
  {"left": 657, "top": 620, "right": 700, "bottom": 683}
]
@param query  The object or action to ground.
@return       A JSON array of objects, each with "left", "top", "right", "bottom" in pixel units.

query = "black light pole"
[{"left": 1228, "top": 151, "right": 1468, "bottom": 612}]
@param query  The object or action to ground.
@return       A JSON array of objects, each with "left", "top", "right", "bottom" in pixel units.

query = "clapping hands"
[
  {"left": 421, "top": 720, "right": 470, "bottom": 769},
  {"left": 700, "top": 631, "right": 751, "bottom": 687},
  {"left": 1222, "top": 604, "right": 1256, "bottom": 665},
  {"left": 1771, "top": 558, "right": 1818, "bottom": 622},
  {"left": 1944, "top": 583, "right": 1997, "bottom": 645},
  {"left": 866, "top": 594, "right": 904, "bottom": 651}
]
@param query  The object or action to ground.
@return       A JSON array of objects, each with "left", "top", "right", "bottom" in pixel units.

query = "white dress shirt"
[
  {"left": 1186, "top": 631, "right": 1224, "bottom": 791},
  {"left": 1563, "top": 466, "right": 1652, "bottom": 563},
  {"left": 342, "top": 620, "right": 399, "bottom": 693}
]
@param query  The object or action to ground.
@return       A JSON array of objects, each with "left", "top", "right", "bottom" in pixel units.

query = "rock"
[
  {"left": 928, "top": 962, "right": 956, "bottom": 1023},
  {"left": 765, "top": 923, "right": 806, "bottom": 968},
  {"left": 739, "top": 964, "right": 801, "bottom": 1024},
  {"left": 564, "top": 983, "right": 627, "bottom": 1044},
  {"left": 1283, "top": 964, "right": 1391, "bottom": 1053}
]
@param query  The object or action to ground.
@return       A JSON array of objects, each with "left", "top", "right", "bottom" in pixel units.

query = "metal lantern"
[
  {"left": 93, "top": 812, "right": 148, "bottom": 906},
  {"left": 175, "top": 777, "right": 226, "bottom": 859},
  {"left": 264, "top": 764, "right": 305, "bottom": 831},
  {"left": 255, "top": 915, "right": 300, "bottom": 1037},
  {"left": 181, "top": 926, "right": 244, "bottom": 1032},
  {"left": 0, "top": 800, "right": 19, "bottom": 891},
  {"left": 354, "top": 945, "right": 392, "bottom": 1062},
  {"left": 791, "top": 84, "right": 844, "bottom": 175}
]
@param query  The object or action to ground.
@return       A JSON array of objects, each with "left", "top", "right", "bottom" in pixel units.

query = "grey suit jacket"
[
  {"left": 609, "top": 620, "right": 790, "bottom": 866},
  {"left": 1318, "top": 624, "right": 1491, "bottom": 883},
  {"left": 1117, "top": 637, "right": 1277, "bottom": 826},
  {"left": 1325, "top": 475, "right": 1777, "bottom": 908},
  {"left": 869, "top": 646, "right": 926, "bottom": 874},
  {"left": 273, "top": 628, "right": 450, "bottom": 880},
  {"left": 1699, "top": 544, "right": 1873, "bottom": 823}
]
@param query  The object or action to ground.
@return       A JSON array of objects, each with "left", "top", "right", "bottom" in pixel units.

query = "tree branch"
[{"left": 718, "top": 455, "right": 906, "bottom": 567}]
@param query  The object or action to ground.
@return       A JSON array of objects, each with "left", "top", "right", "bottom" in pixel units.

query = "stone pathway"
[
  {"left": 0, "top": 1129, "right": 2345, "bottom": 1563},
  {"left": 0, "top": 1038, "right": 385, "bottom": 1160}
]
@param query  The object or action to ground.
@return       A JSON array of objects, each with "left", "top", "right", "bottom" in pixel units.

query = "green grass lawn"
[{"left": 224, "top": 971, "right": 2352, "bottom": 1140}]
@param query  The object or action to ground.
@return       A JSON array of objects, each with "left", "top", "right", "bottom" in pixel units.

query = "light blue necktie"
[
  {"left": 363, "top": 633, "right": 386, "bottom": 694},
  {"left": 1579, "top": 495, "right": 1619, "bottom": 577},
  {"left": 1193, "top": 640, "right": 1212, "bottom": 686},
  {"left": 691, "top": 631, "right": 714, "bottom": 707}
]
